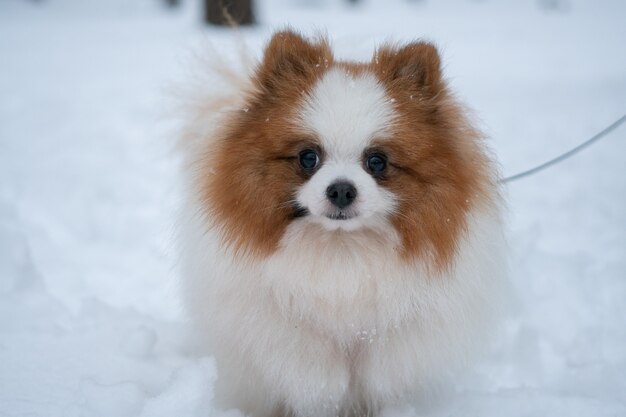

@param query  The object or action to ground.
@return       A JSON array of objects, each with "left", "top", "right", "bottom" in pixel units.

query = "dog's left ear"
[
  {"left": 376, "top": 42, "right": 442, "bottom": 97},
  {"left": 256, "top": 30, "right": 333, "bottom": 94}
]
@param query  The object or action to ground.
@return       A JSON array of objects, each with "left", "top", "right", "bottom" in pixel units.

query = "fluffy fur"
[{"left": 177, "top": 31, "right": 507, "bottom": 417}]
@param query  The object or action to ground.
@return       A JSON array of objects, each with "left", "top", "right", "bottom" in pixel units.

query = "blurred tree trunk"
[{"left": 204, "top": 0, "right": 255, "bottom": 26}]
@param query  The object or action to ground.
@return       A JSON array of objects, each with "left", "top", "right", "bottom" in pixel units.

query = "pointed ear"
[
  {"left": 256, "top": 30, "right": 332, "bottom": 92},
  {"left": 376, "top": 42, "right": 442, "bottom": 97}
]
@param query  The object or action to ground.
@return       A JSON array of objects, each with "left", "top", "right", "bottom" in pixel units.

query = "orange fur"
[{"left": 198, "top": 31, "right": 495, "bottom": 272}]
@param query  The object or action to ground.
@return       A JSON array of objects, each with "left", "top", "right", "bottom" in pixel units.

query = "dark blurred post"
[{"left": 204, "top": 0, "right": 256, "bottom": 26}]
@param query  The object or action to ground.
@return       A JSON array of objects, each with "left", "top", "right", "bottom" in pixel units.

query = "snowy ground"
[{"left": 1, "top": 0, "right": 625, "bottom": 416}]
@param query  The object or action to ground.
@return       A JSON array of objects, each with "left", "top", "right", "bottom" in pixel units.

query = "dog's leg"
[
  {"left": 212, "top": 305, "right": 351, "bottom": 417},
  {"left": 260, "top": 325, "right": 350, "bottom": 417}
]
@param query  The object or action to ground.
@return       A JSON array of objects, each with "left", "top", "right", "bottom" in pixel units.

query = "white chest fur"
[{"left": 179, "top": 204, "right": 506, "bottom": 417}]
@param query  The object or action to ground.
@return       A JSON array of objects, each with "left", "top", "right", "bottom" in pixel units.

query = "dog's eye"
[
  {"left": 366, "top": 153, "right": 387, "bottom": 176},
  {"left": 299, "top": 149, "right": 320, "bottom": 171}
]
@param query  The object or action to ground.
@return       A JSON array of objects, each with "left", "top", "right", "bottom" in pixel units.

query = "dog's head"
[{"left": 197, "top": 31, "right": 496, "bottom": 271}]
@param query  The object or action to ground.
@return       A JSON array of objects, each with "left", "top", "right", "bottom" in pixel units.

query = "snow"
[{"left": 1, "top": 0, "right": 625, "bottom": 416}]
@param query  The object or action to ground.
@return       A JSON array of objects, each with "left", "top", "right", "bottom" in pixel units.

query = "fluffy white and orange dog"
[{"left": 178, "top": 31, "right": 506, "bottom": 417}]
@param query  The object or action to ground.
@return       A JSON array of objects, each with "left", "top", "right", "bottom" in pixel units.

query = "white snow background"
[{"left": 1, "top": 0, "right": 625, "bottom": 416}]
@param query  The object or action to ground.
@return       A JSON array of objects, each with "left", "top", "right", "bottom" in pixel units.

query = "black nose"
[{"left": 326, "top": 182, "right": 357, "bottom": 209}]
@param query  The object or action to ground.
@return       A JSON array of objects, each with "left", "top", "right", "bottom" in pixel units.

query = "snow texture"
[{"left": 1, "top": 0, "right": 625, "bottom": 416}]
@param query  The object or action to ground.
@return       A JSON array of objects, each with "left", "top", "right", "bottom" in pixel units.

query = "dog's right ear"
[{"left": 255, "top": 30, "right": 333, "bottom": 93}]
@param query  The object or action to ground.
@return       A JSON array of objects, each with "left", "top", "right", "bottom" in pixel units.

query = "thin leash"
[{"left": 501, "top": 113, "right": 626, "bottom": 183}]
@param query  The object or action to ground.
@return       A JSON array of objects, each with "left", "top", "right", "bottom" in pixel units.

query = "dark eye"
[
  {"left": 299, "top": 149, "right": 320, "bottom": 171},
  {"left": 366, "top": 153, "right": 387, "bottom": 176}
]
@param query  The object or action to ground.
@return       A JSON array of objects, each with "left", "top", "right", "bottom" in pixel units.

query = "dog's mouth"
[
  {"left": 325, "top": 210, "right": 356, "bottom": 221},
  {"left": 292, "top": 204, "right": 358, "bottom": 222}
]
